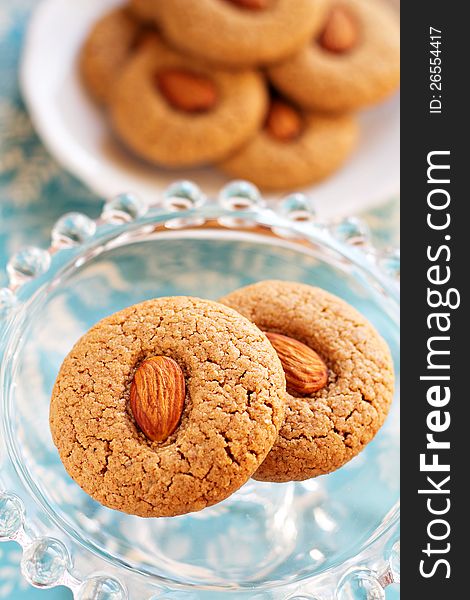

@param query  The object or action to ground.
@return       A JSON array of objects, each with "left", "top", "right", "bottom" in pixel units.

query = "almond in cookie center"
[
  {"left": 264, "top": 332, "right": 328, "bottom": 396},
  {"left": 156, "top": 68, "right": 219, "bottom": 113},
  {"left": 130, "top": 356, "right": 186, "bottom": 442},
  {"left": 318, "top": 5, "right": 360, "bottom": 54},
  {"left": 265, "top": 99, "right": 304, "bottom": 142},
  {"left": 225, "top": 0, "right": 272, "bottom": 11}
]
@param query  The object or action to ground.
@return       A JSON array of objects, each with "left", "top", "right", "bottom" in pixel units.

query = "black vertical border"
[{"left": 401, "top": 2, "right": 465, "bottom": 597}]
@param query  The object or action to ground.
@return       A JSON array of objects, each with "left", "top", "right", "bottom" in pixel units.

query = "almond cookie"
[
  {"left": 80, "top": 6, "right": 150, "bottom": 105},
  {"left": 220, "top": 98, "right": 358, "bottom": 190},
  {"left": 50, "top": 297, "right": 286, "bottom": 517},
  {"left": 109, "top": 36, "right": 268, "bottom": 167},
  {"left": 150, "top": 0, "right": 330, "bottom": 67},
  {"left": 221, "top": 281, "right": 394, "bottom": 482},
  {"left": 268, "top": 0, "right": 400, "bottom": 112}
]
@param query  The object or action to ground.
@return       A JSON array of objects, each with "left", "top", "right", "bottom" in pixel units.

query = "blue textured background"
[{"left": 0, "top": 1, "right": 399, "bottom": 597}]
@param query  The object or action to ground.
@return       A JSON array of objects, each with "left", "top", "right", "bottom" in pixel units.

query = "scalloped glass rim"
[
  {"left": 0, "top": 202, "right": 399, "bottom": 595},
  {"left": 3, "top": 205, "right": 399, "bottom": 308}
]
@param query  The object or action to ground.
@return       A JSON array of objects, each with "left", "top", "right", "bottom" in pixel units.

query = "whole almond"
[
  {"left": 319, "top": 6, "right": 359, "bottom": 54},
  {"left": 227, "top": 0, "right": 271, "bottom": 10},
  {"left": 266, "top": 100, "right": 303, "bottom": 142},
  {"left": 265, "top": 332, "right": 328, "bottom": 396},
  {"left": 157, "top": 69, "right": 218, "bottom": 113},
  {"left": 130, "top": 356, "right": 186, "bottom": 442}
]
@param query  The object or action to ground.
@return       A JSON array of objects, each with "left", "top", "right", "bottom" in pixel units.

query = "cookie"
[
  {"left": 50, "top": 297, "right": 286, "bottom": 517},
  {"left": 152, "top": 0, "right": 330, "bottom": 67},
  {"left": 109, "top": 36, "right": 268, "bottom": 167},
  {"left": 129, "top": 0, "right": 160, "bottom": 22},
  {"left": 221, "top": 281, "right": 394, "bottom": 482},
  {"left": 220, "top": 98, "right": 358, "bottom": 190},
  {"left": 268, "top": 0, "right": 400, "bottom": 112},
  {"left": 80, "top": 6, "right": 148, "bottom": 105}
]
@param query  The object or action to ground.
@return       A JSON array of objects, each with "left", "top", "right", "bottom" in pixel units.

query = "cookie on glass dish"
[
  {"left": 268, "top": 0, "right": 400, "bottom": 113},
  {"left": 143, "top": 0, "right": 330, "bottom": 67},
  {"left": 221, "top": 281, "right": 395, "bottom": 482},
  {"left": 109, "top": 35, "right": 268, "bottom": 167},
  {"left": 50, "top": 297, "right": 286, "bottom": 517},
  {"left": 219, "top": 95, "right": 358, "bottom": 190}
]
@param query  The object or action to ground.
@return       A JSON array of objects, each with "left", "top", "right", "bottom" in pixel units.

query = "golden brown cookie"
[
  {"left": 151, "top": 0, "right": 330, "bottom": 67},
  {"left": 268, "top": 0, "right": 400, "bottom": 112},
  {"left": 221, "top": 281, "right": 395, "bottom": 482},
  {"left": 109, "top": 36, "right": 268, "bottom": 167},
  {"left": 50, "top": 297, "right": 286, "bottom": 517},
  {"left": 219, "top": 98, "right": 359, "bottom": 190},
  {"left": 80, "top": 6, "right": 150, "bottom": 105},
  {"left": 128, "top": 0, "right": 160, "bottom": 22}
]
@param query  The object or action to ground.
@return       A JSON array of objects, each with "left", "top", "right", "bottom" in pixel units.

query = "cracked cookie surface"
[
  {"left": 221, "top": 281, "right": 394, "bottom": 482},
  {"left": 50, "top": 296, "right": 286, "bottom": 517}
]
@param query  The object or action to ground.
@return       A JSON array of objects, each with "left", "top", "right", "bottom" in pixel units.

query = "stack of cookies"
[
  {"left": 80, "top": 0, "right": 400, "bottom": 191},
  {"left": 50, "top": 281, "right": 395, "bottom": 517}
]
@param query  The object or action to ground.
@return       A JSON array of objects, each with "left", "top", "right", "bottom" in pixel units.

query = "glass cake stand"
[{"left": 0, "top": 181, "right": 400, "bottom": 599}]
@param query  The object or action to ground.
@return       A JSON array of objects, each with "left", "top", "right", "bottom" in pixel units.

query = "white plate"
[{"left": 20, "top": 0, "right": 400, "bottom": 218}]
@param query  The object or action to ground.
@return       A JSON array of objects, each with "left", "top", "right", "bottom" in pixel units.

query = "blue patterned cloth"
[{"left": 0, "top": 1, "right": 399, "bottom": 597}]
